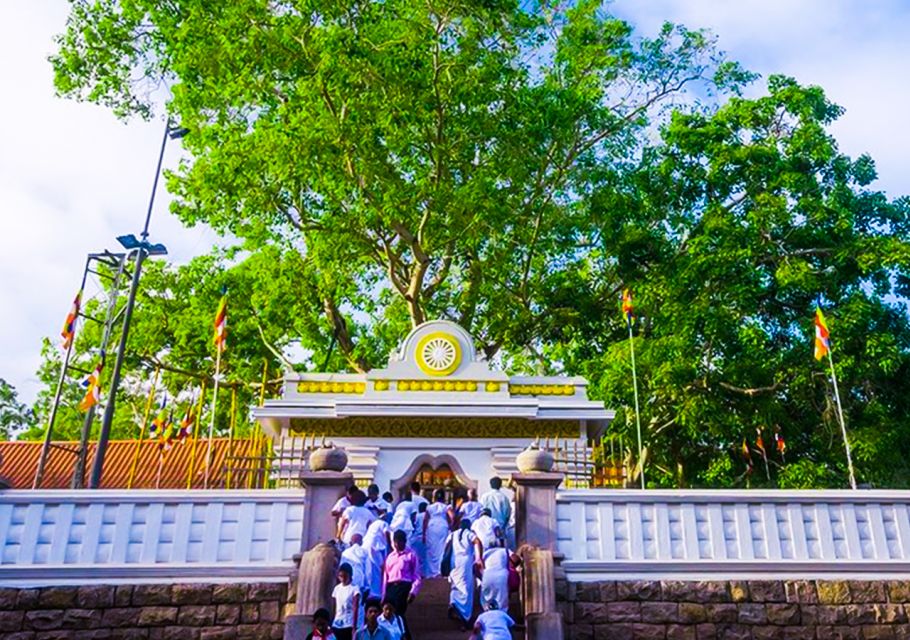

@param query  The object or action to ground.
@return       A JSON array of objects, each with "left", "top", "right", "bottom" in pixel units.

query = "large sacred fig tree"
[{"left": 51, "top": 0, "right": 748, "bottom": 370}]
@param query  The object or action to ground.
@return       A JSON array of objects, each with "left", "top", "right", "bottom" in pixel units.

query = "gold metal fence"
[{"left": 551, "top": 436, "right": 629, "bottom": 489}]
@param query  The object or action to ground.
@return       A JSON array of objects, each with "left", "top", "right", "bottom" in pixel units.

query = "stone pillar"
[
  {"left": 299, "top": 470, "right": 353, "bottom": 552},
  {"left": 513, "top": 471, "right": 564, "bottom": 640},
  {"left": 511, "top": 472, "right": 563, "bottom": 552},
  {"left": 285, "top": 543, "right": 339, "bottom": 639},
  {"left": 522, "top": 547, "right": 563, "bottom": 640}
]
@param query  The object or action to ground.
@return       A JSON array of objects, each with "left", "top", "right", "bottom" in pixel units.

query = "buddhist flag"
[
  {"left": 214, "top": 294, "right": 227, "bottom": 353},
  {"left": 622, "top": 289, "right": 633, "bottom": 323},
  {"left": 78, "top": 359, "right": 103, "bottom": 411},
  {"left": 176, "top": 405, "right": 194, "bottom": 443},
  {"left": 61, "top": 290, "right": 82, "bottom": 349},
  {"left": 159, "top": 412, "right": 175, "bottom": 452},
  {"left": 774, "top": 429, "right": 786, "bottom": 457},
  {"left": 741, "top": 438, "right": 753, "bottom": 469},
  {"left": 149, "top": 396, "right": 169, "bottom": 439},
  {"left": 755, "top": 429, "right": 766, "bottom": 457},
  {"left": 814, "top": 306, "right": 830, "bottom": 361}
]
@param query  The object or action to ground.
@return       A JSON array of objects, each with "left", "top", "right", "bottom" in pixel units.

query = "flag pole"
[
  {"left": 203, "top": 347, "right": 222, "bottom": 489},
  {"left": 826, "top": 349, "right": 857, "bottom": 490},
  {"left": 126, "top": 366, "right": 160, "bottom": 489},
  {"left": 627, "top": 317, "right": 645, "bottom": 489},
  {"left": 185, "top": 380, "right": 207, "bottom": 489}
]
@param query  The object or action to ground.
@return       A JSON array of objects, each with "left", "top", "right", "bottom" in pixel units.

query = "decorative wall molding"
[
  {"left": 0, "top": 490, "right": 305, "bottom": 585},
  {"left": 557, "top": 489, "right": 910, "bottom": 580}
]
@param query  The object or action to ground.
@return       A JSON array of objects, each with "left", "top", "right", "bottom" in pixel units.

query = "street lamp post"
[{"left": 88, "top": 120, "right": 183, "bottom": 489}]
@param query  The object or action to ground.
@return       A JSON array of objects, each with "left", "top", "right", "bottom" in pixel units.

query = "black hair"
[
  {"left": 410, "top": 481, "right": 421, "bottom": 492},
  {"left": 434, "top": 489, "right": 446, "bottom": 502},
  {"left": 392, "top": 529, "right": 408, "bottom": 545},
  {"left": 459, "top": 518, "right": 472, "bottom": 529},
  {"left": 347, "top": 484, "right": 359, "bottom": 495},
  {"left": 339, "top": 562, "right": 353, "bottom": 577},
  {"left": 418, "top": 502, "right": 428, "bottom": 513},
  {"left": 368, "top": 484, "right": 380, "bottom": 495},
  {"left": 364, "top": 597, "right": 383, "bottom": 612},
  {"left": 490, "top": 477, "right": 502, "bottom": 489},
  {"left": 482, "top": 508, "right": 492, "bottom": 517},
  {"left": 382, "top": 491, "right": 393, "bottom": 502},
  {"left": 313, "top": 607, "right": 331, "bottom": 621}
]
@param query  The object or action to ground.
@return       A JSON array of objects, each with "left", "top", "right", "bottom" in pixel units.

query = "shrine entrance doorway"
[{"left": 390, "top": 454, "right": 477, "bottom": 504}]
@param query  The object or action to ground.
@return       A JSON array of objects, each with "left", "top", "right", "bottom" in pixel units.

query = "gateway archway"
[{"left": 391, "top": 453, "right": 477, "bottom": 503}]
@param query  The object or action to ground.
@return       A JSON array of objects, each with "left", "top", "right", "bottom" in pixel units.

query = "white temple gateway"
[{"left": 252, "top": 320, "right": 614, "bottom": 493}]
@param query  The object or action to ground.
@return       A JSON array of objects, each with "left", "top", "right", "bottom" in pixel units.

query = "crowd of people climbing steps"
[{"left": 305, "top": 478, "right": 521, "bottom": 639}]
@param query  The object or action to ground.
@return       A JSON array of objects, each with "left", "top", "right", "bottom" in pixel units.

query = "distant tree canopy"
[{"left": 36, "top": 0, "right": 910, "bottom": 488}]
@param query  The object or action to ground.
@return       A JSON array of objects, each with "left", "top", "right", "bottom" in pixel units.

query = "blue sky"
[{"left": 0, "top": 1, "right": 908, "bottom": 405}]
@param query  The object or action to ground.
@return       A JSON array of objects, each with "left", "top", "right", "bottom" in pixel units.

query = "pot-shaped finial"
[
  {"left": 308, "top": 442, "right": 348, "bottom": 472},
  {"left": 516, "top": 440, "right": 555, "bottom": 473}
]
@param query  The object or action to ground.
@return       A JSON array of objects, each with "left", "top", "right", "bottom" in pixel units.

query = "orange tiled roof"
[{"left": 0, "top": 438, "right": 266, "bottom": 489}]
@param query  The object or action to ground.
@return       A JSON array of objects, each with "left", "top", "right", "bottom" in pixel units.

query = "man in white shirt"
[
  {"left": 366, "top": 484, "right": 391, "bottom": 518},
  {"left": 332, "top": 484, "right": 360, "bottom": 518},
  {"left": 339, "top": 494, "right": 377, "bottom": 545},
  {"left": 458, "top": 488, "right": 483, "bottom": 524},
  {"left": 409, "top": 481, "right": 429, "bottom": 509},
  {"left": 471, "top": 508, "right": 501, "bottom": 550},
  {"left": 480, "top": 477, "right": 511, "bottom": 534},
  {"left": 340, "top": 533, "right": 370, "bottom": 595}
]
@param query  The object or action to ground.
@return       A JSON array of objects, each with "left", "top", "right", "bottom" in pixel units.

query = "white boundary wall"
[
  {"left": 0, "top": 490, "right": 305, "bottom": 586},
  {"left": 557, "top": 489, "right": 910, "bottom": 581}
]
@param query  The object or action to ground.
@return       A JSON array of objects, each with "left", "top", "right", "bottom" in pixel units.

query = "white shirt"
[
  {"left": 340, "top": 544, "right": 369, "bottom": 591},
  {"left": 480, "top": 489, "right": 511, "bottom": 530},
  {"left": 389, "top": 501, "right": 417, "bottom": 533},
  {"left": 332, "top": 582, "right": 360, "bottom": 628},
  {"left": 459, "top": 500, "right": 483, "bottom": 524},
  {"left": 332, "top": 496, "right": 351, "bottom": 516},
  {"left": 378, "top": 613, "right": 405, "bottom": 640},
  {"left": 367, "top": 497, "right": 392, "bottom": 516},
  {"left": 341, "top": 505, "right": 376, "bottom": 544},
  {"left": 471, "top": 514, "right": 499, "bottom": 549},
  {"left": 475, "top": 609, "right": 515, "bottom": 640},
  {"left": 412, "top": 494, "right": 429, "bottom": 510},
  {"left": 364, "top": 519, "right": 390, "bottom": 552}
]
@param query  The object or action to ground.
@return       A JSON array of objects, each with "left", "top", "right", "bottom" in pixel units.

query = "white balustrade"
[
  {"left": 556, "top": 489, "right": 910, "bottom": 580},
  {"left": 0, "top": 490, "right": 305, "bottom": 586}
]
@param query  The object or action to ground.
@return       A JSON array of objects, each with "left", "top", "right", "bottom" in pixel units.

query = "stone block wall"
[
  {"left": 0, "top": 581, "right": 289, "bottom": 640},
  {"left": 557, "top": 578, "right": 910, "bottom": 640}
]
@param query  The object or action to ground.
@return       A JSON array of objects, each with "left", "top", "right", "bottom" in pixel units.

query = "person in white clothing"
[
  {"left": 470, "top": 602, "right": 515, "bottom": 640},
  {"left": 339, "top": 494, "right": 377, "bottom": 546},
  {"left": 332, "top": 485, "right": 360, "bottom": 517},
  {"left": 446, "top": 519, "right": 483, "bottom": 629},
  {"left": 479, "top": 477, "right": 511, "bottom": 534},
  {"left": 480, "top": 547, "right": 509, "bottom": 612},
  {"left": 471, "top": 509, "right": 501, "bottom": 550},
  {"left": 377, "top": 601, "right": 405, "bottom": 640},
  {"left": 363, "top": 518, "right": 391, "bottom": 598},
  {"left": 332, "top": 563, "right": 361, "bottom": 639},
  {"left": 458, "top": 488, "right": 483, "bottom": 525},
  {"left": 366, "top": 484, "right": 392, "bottom": 518},
  {"left": 423, "top": 489, "right": 454, "bottom": 577},
  {"left": 409, "top": 482, "right": 429, "bottom": 509},
  {"left": 389, "top": 495, "right": 417, "bottom": 535},
  {"left": 340, "top": 533, "right": 370, "bottom": 595}
]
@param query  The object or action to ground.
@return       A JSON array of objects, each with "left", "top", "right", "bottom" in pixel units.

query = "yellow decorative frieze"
[
  {"left": 297, "top": 381, "right": 366, "bottom": 394},
  {"left": 372, "top": 380, "right": 501, "bottom": 392},
  {"left": 509, "top": 384, "right": 575, "bottom": 396},
  {"left": 289, "top": 416, "right": 574, "bottom": 438}
]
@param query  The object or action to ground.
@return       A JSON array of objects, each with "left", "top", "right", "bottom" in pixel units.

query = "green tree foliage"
[
  {"left": 51, "top": 0, "right": 749, "bottom": 369},
  {"left": 552, "top": 77, "right": 910, "bottom": 488},
  {"left": 0, "top": 379, "right": 33, "bottom": 440},
  {"left": 42, "top": 1, "right": 910, "bottom": 488}
]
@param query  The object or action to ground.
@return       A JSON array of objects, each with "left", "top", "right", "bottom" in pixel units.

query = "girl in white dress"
[
  {"left": 480, "top": 547, "right": 509, "bottom": 612},
  {"left": 423, "top": 489, "right": 453, "bottom": 578},
  {"left": 446, "top": 518, "right": 483, "bottom": 629},
  {"left": 362, "top": 517, "right": 390, "bottom": 598}
]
